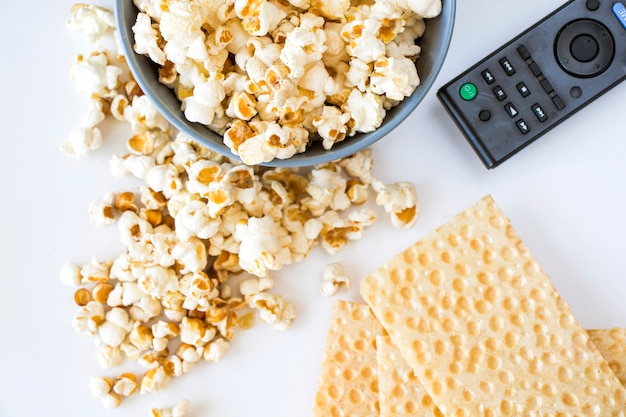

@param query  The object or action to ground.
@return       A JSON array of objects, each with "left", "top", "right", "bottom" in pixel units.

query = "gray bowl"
[{"left": 115, "top": 0, "right": 456, "bottom": 167}]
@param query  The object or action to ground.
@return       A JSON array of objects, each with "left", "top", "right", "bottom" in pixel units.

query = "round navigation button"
[
  {"left": 479, "top": 110, "right": 491, "bottom": 121},
  {"left": 555, "top": 19, "right": 614, "bottom": 78},
  {"left": 460, "top": 83, "right": 477, "bottom": 101},
  {"left": 570, "top": 34, "right": 599, "bottom": 62}
]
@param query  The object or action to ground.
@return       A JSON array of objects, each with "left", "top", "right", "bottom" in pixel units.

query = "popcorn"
[
  {"left": 89, "top": 376, "right": 121, "bottom": 409},
  {"left": 150, "top": 399, "right": 191, "bottom": 417},
  {"left": 61, "top": 126, "right": 103, "bottom": 158},
  {"left": 345, "top": 88, "right": 386, "bottom": 134},
  {"left": 72, "top": 301, "right": 105, "bottom": 336},
  {"left": 370, "top": 56, "right": 421, "bottom": 101},
  {"left": 69, "top": 52, "right": 122, "bottom": 99},
  {"left": 67, "top": 4, "right": 116, "bottom": 43},
  {"left": 132, "top": 12, "right": 166, "bottom": 65},
  {"left": 141, "top": 365, "right": 172, "bottom": 394},
  {"left": 60, "top": 263, "right": 82, "bottom": 286},
  {"left": 320, "top": 262, "right": 351, "bottom": 297},
  {"left": 99, "top": 307, "right": 133, "bottom": 347},
  {"left": 234, "top": 215, "right": 292, "bottom": 277},
  {"left": 112, "top": 373, "right": 139, "bottom": 397},
  {"left": 247, "top": 292, "right": 296, "bottom": 330},
  {"left": 174, "top": 200, "right": 220, "bottom": 241},
  {"left": 63, "top": 4, "right": 431, "bottom": 408},
  {"left": 80, "top": 257, "right": 112, "bottom": 283},
  {"left": 372, "top": 179, "right": 419, "bottom": 229},
  {"left": 88, "top": 192, "right": 116, "bottom": 227}
]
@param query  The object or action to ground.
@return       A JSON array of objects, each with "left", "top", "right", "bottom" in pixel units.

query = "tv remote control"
[{"left": 437, "top": 0, "right": 626, "bottom": 169}]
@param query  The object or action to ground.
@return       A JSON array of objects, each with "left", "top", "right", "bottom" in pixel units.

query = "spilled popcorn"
[
  {"left": 129, "top": 0, "right": 442, "bottom": 164},
  {"left": 62, "top": 3, "right": 421, "bottom": 410}
]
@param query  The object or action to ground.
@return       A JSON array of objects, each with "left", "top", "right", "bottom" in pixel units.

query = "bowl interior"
[{"left": 115, "top": 0, "right": 456, "bottom": 167}]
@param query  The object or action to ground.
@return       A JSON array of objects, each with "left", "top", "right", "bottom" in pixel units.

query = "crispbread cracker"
[
  {"left": 377, "top": 335, "right": 441, "bottom": 417},
  {"left": 377, "top": 330, "right": 626, "bottom": 417},
  {"left": 312, "top": 299, "right": 384, "bottom": 417},
  {"left": 361, "top": 195, "right": 626, "bottom": 415},
  {"left": 588, "top": 328, "right": 626, "bottom": 385}
]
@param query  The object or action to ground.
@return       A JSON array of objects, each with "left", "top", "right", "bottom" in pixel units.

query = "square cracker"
[
  {"left": 377, "top": 335, "right": 441, "bottom": 417},
  {"left": 377, "top": 330, "right": 626, "bottom": 417},
  {"left": 361, "top": 195, "right": 626, "bottom": 416},
  {"left": 312, "top": 299, "right": 384, "bottom": 417}
]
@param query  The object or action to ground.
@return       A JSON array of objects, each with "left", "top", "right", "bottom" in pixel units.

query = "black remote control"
[{"left": 437, "top": 0, "right": 626, "bottom": 169}]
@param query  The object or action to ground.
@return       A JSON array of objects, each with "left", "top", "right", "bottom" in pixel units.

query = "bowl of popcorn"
[{"left": 115, "top": 0, "right": 455, "bottom": 167}]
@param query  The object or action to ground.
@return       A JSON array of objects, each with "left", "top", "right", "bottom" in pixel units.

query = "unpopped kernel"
[{"left": 63, "top": 3, "right": 423, "bottom": 409}]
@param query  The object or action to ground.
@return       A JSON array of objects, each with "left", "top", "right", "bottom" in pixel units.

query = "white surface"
[{"left": 1, "top": 0, "right": 625, "bottom": 416}]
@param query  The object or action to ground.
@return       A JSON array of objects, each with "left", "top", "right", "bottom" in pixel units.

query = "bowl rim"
[{"left": 114, "top": 0, "right": 456, "bottom": 168}]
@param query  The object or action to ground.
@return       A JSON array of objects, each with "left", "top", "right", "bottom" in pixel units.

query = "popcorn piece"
[
  {"left": 279, "top": 13, "right": 327, "bottom": 79},
  {"left": 97, "top": 344, "right": 123, "bottom": 368},
  {"left": 88, "top": 192, "right": 116, "bottom": 227},
  {"left": 132, "top": 12, "right": 166, "bottom": 65},
  {"left": 67, "top": 3, "right": 116, "bottom": 43},
  {"left": 179, "top": 317, "right": 217, "bottom": 347},
  {"left": 370, "top": 56, "right": 420, "bottom": 101},
  {"left": 112, "top": 373, "right": 139, "bottom": 397},
  {"left": 312, "top": 106, "right": 351, "bottom": 151},
  {"left": 137, "top": 266, "right": 179, "bottom": 298},
  {"left": 171, "top": 237, "right": 209, "bottom": 274},
  {"left": 345, "top": 89, "right": 386, "bottom": 134},
  {"left": 320, "top": 262, "right": 351, "bottom": 296},
  {"left": 372, "top": 179, "right": 419, "bottom": 229},
  {"left": 60, "top": 263, "right": 82, "bottom": 286},
  {"left": 61, "top": 126, "right": 103, "bottom": 158},
  {"left": 174, "top": 200, "right": 220, "bottom": 241},
  {"left": 98, "top": 307, "right": 133, "bottom": 347},
  {"left": 89, "top": 376, "right": 121, "bottom": 409},
  {"left": 247, "top": 292, "right": 296, "bottom": 330},
  {"left": 118, "top": 211, "right": 154, "bottom": 246},
  {"left": 319, "top": 208, "right": 377, "bottom": 255},
  {"left": 233, "top": 215, "right": 292, "bottom": 277},
  {"left": 151, "top": 399, "right": 191, "bottom": 417},
  {"left": 203, "top": 338, "right": 230, "bottom": 362},
  {"left": 141, "top": 365, "right": 172, "bottom": 394},
  {"left": 80, "top": 257, "right": 112, "bottom": 283},
  {"left": 337, "top": 148, "right": 374, "bottom": 185},
  {"left": 72, "top": 301, "right": 105, "bottom": 336},
  {"left": 69, "top": 52, "right": 122, "bottom": 99}
]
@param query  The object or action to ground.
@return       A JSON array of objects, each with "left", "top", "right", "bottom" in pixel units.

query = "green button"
[{"left": 460, "top": 83, "right": 478, "bottom": 101}]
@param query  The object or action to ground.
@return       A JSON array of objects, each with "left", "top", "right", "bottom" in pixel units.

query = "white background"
[{"left": 1, "top": 0, "right": 626, "bottom": 416}]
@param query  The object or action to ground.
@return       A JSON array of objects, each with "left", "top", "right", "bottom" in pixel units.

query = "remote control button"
[
  {"left": 479, "top": 110, "right": 491, "bottom": 121},
  {"left": 570, "top": 34, "right": 599, "bottom": 62},
  {"left": 540, "top": 78, "right": 554, "bottom": 94},
  {"left": 493, "top": 86, "right": 507, "bottom": 101},
  {"left": 504, "top": 103, "right": 519, "bottom": 118},
  {"left": 481, "top": 69, "right": 496, "bottom": 84},
  {"left": 516, "top": 82, "right": 531, "bottom": 97},
  {"left": 529, "top": 61, "right": 542, "bottom": 77},
  {"left": 459, "top": 83, "right": 478, "bottom": 101},
  {"left": 570, "top": 86, "right": 583, "bottom": 98},
  {"left": 613, "top": 3, "right": 626, "bottom": 29},
  {"left": 552, "top": 95, "right": 566, "bottom": 110},
  {"left": 499, "top": 58, "right": 516, "bottom": 75},
  {"left": 531, "top": 103, "right": 548, "bottom": 122},
  {"left": 555, "top": 19, "right": 614, "bottom": 77},
  {"left": 586, "top": 0, "right": 600, "bottom": 11},
  {"left": 517, "top": 45, "right": 531, "bottom": 60},
  {"left": 516, "top": 120, "right": 530, "bottom": 134}
]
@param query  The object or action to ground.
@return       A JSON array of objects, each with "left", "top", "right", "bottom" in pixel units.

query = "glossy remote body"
[{"left": 437, "top": 0, "right": 626, "bottom": 168}]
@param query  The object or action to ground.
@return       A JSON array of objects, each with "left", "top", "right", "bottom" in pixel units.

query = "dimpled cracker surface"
[
  {"left": 312, "top": 299, "right": 384, "bottom": 417},
  {"left": 360, "top": 195, "right": 626, "bottom": 416},
  {"left": 588, "top": 328, "right": 626, "bottom": 386},
  {"left": 377, "top": 335, "right": 442, "bottom": 417}
]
